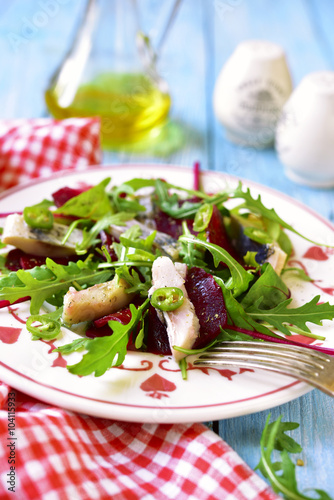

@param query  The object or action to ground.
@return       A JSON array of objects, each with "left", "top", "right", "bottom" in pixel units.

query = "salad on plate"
[{"left": 1, "top": 167, "right": 334, "bottom": 379}]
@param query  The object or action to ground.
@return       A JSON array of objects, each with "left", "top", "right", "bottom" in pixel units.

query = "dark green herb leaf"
[
  {"left": 0, "top": 258, "right": 112, "bottom": 315},
  {"left": 54, "top": 178, "right": 112, "bottom": 220},
  {"left": 67, "top": 299, "right": 150, "bottom": 377},
  {"left": 240, "top": 263, "right": 290, "bottom": 310}
]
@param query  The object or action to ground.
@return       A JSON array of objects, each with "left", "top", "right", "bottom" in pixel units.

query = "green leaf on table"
[{"left": 256, "top": 415, "right": 332, "bottom": 500}]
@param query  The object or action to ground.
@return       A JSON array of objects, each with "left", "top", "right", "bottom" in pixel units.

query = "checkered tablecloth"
[
  {"left": 0, "top": 383, "right": 279, "bottom": 500},
  {"left": 0, "top": 118, "right": 279, "bottom": 499},
  {"left": 0, "top": 117, "right": 101, "bottom": 191}
]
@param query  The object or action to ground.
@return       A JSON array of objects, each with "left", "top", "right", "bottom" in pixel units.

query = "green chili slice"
[
  {"left": 23, "top": 206, "right": 54, "bottom": 230},
  {"left": 26, "top": 315, "right": 61, "bottom": 340},
  {"left": 151, "top": 287, "right": 184, "bottom": 312},
  {"left": 193, "top": 203, "right": 213, "bottom": 232}
]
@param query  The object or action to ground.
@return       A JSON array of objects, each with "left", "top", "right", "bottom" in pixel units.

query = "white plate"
[{"left": 0, "top": 165, "right": 333, "bottom": 423}]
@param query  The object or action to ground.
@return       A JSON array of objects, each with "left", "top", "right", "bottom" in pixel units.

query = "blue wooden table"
[{"left": 0, "top": 0, "right": 334, "bottom": 496}]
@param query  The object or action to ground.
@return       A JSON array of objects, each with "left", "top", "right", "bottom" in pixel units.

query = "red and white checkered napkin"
[
  {"left": 0, "top": 384, "right": 279, "bottom": 500},
  {"left": 0, "top": 117, "right": 101, "bottom": 192}
]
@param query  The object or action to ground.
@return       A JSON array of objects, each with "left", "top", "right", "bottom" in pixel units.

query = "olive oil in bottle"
[{"left": 45, "top": 72, "right": 171, "bottom": 148}]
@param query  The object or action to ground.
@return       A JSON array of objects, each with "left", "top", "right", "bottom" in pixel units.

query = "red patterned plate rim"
[{"left": 0, "top": 164, "right": 333, "bottom": 423}]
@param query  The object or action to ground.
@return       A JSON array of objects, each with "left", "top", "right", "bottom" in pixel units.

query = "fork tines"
[{"left": 193, "top": 340, "right": 334, "bottom": 397}]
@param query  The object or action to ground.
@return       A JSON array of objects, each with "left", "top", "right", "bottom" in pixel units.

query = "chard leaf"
[
  {"left": 67, "top": 299, "right": 150, "bottom": 377},
  {"left": 179, "top": 234, "right": 253, "bottom": 297},
  {"left": 54, "top": 178, "right": 112, "bottom": 220},
  {"left": 240, "top": 263, "right": 290, "bottom": 310},
  {"left": 215, "top": 277, "right": 276, "bottom": 337},
  {"left": 0, "top": 259, "right": 112, "bottom": 315},
  {"left": 245, "top": 295, "right": 334, "bottom": 336}
]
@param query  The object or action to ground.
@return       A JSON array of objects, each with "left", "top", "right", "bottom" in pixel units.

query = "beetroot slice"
[
  {"left": 5, "top": 248, "right": 73, "bottom": 271},
  {"left": 86, "top": 308, "right": 132, "bottom": 338},
  {"left": 52, "top": 186, "right": 91, "bottom": 208},
  {"left": 185, "top": 266, "right": 227, "bottom": 349},
  {"left": 154, "top": 208, "right": 184, "bottom": 239},
  {"left": 146, "top": 305, "right": 172, "bottom": 355},
  {"left": 206, "top": 205, "right": 241, "bottom": 264}
]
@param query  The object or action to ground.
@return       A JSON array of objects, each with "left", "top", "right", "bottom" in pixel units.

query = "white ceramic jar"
[
  {"left": 275, "top": 71, "right": 334, "bottom": 187},
  {"left": 213, "top": 40, "right": 293, "bottom": 148}
]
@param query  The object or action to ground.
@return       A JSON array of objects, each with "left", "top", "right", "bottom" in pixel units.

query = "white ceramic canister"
[
  {"left": 276, "top": 71, "right": 334, "bottom": 188},
  {"left": 213, "top": 40, "right": 293, "bottom": 148}
]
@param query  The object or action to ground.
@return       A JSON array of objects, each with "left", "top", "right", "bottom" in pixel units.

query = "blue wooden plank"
[
  {"left": 218, "top": 391, "right": 334, "bottom": 496},
  {"left": 209, "top": 0, "right": 334, "bottom": 210},
  {"left": 0, "top": 0, "right": 84, "bottom": 117}
]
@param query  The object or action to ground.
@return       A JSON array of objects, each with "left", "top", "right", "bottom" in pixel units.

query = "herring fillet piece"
[
  {"left": 266, "top": 243, "right": 287, "bottom": 275},
  {"left": 149, "top": 256, "right": 200, "bottom": 362},
  {"left": 2, "top": 213, "right": 83, "bottom": 257},
  {"left": 62, "top": 277, "right": 135, "bottom": 325},
  {"left": 110, "top": 220, "right": 180, "bottom": 260}
]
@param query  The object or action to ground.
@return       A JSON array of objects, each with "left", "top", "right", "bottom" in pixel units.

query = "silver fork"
[{"left": 193, "top": 341, "right": 334, "bottom": 397}]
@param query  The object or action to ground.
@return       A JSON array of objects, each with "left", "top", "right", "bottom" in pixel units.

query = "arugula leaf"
[
  {"left": 75, "top": 211, "right": 136, "bottom": 253},
  {"left": 179, "top": 234, "right": 253, "bottom": 297},
  {"left": 256, "top": 415, "right": 332, "bottom": 500},
  {"left": 110, "top": 184, "right": 146, "bottom": 214},
  {"left": 245, "top": 295, "right": 334, "bottom": 336},
  {"left": 134, "top": 308, "right": 148, "bottom": 349},
  {"left": 122, "top": 177, "right": 210, "bottom": 200},
  {"left": 155, "top": 179, "right": 229, "bottom": 219},
  {"left": 54, "top": 178, "right": 112, "bottom": 220},
  {"left": 230, "top": 183, "right": 333, "bottom": 248},
  {"left": 179, "top": 222, "right": 207, "bottom": 269},
  {"left": 0, "top": 259, "right": 112, "bottom": 315},
  {"left": 282, "top": 267, "right": 313, "bottom": 282},
  {"left": 67, "top": 299, "right": 150, "bottom": 377},
  {"left": 53, "top": 337, "right": 91, "bottom": 354},
  {"left": 119, "top": 224, "right": 157, "bottom": 252},
  {"left": 116, "top": 265, "right": 151, "bottom": 296}
]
